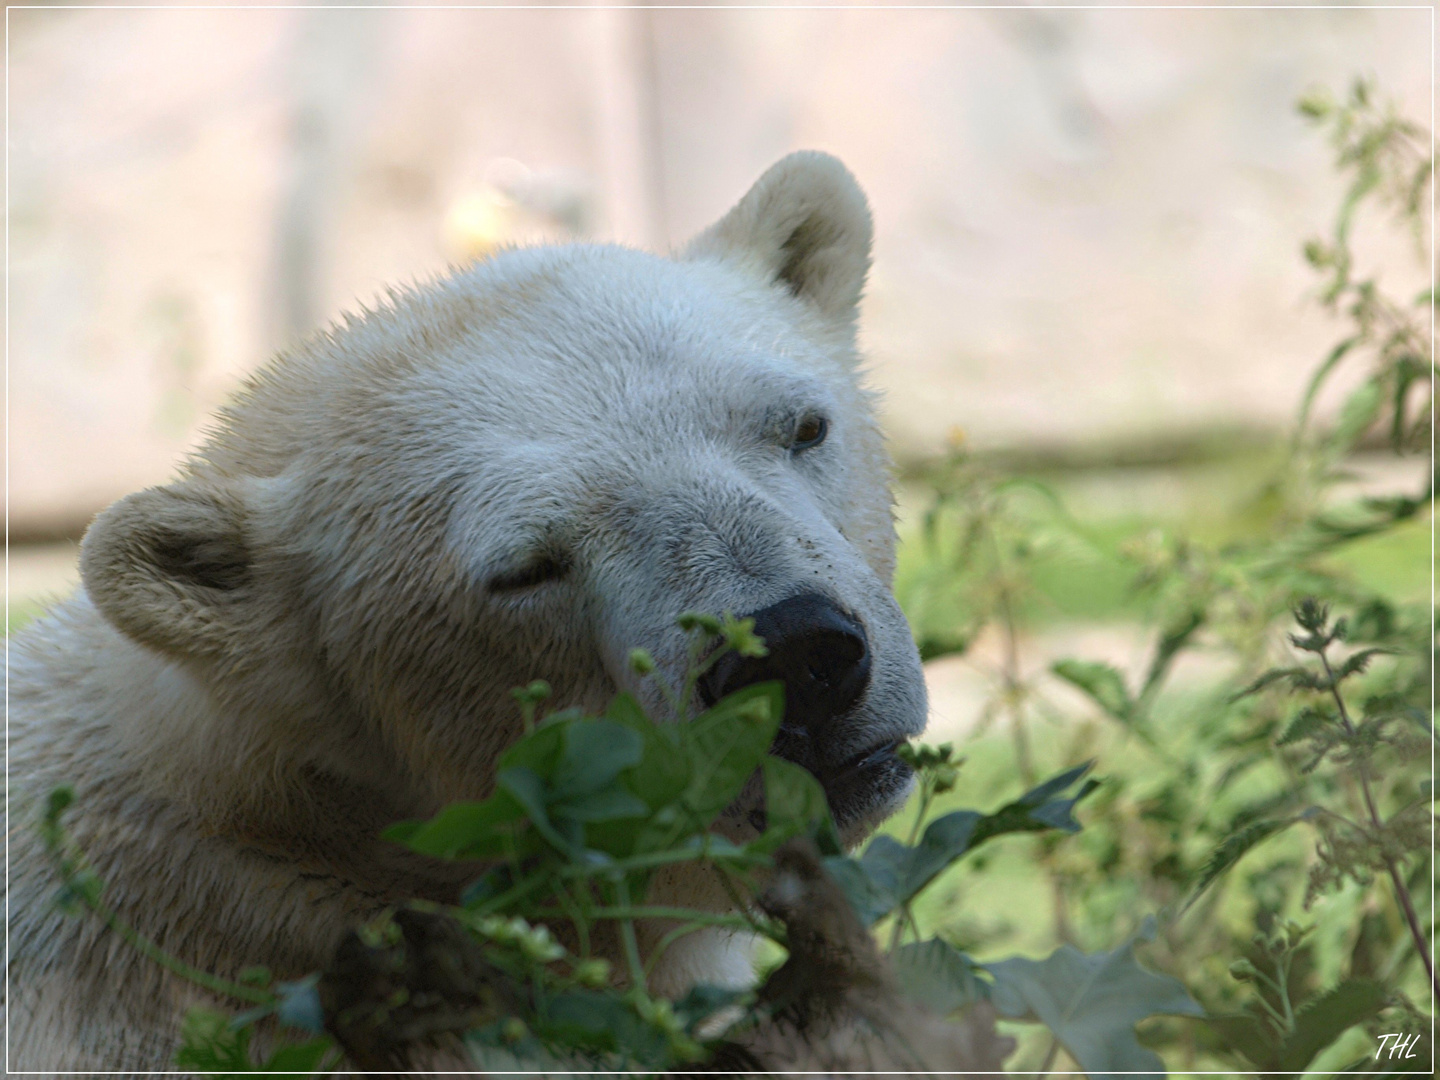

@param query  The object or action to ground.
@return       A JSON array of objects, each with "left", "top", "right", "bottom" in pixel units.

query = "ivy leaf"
[
  {"left": 986, "top": 931, "right": 1203, "bottom": 1080},
  {"left": 892, "top": 938, "right": 991, "bottom": 1015},
  {"left": 1052, "top": 661, "right": 1136, "bottom": 725}
]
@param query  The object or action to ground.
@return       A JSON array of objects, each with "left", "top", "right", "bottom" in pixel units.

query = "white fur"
[{"left": 5, "top": 151, "right": 927, "bottom": 1072}]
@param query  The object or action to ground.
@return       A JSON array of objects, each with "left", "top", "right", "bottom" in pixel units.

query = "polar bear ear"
[
  {"left": 682, "top": 151, "right": 873, "bottom": 327},
  {"left": 80, "top": 481, "right": 250, "bottom": 658}
]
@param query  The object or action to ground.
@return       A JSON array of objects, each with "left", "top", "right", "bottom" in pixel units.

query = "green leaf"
[
  {"left": 259, "top": 1038, "right": 336, "bottom": 1075},
  {"left": 1336, "top": 647, "right": 1391, "bottom": 681},
  {"left": 1052, "top": 660, "right": 1136, "bottom": 724},
  {"left": 498, "top": 766, "right": 573, "bottom": 852},
  {"left": 679, "top": 681, "right": 784, "bottom": 824},
  {"left": 833, "top": 764, "right": 1096, "bottom": 924},
  {"left": 549, "top": 786, "right": 650, "bottom": 823},
  {"left": 986, "top": 933, "right": 1204, "bottom": 1080},
  {"left": 496, "top": 719, "right": 568, "bottom": 778},
  {"left": 606, "top": 693, "right": 691, "bottom": 812},
  {"left": 750, "top": 755, "right": 837, "bottom": 853},
  {"left": 1207, "top": 1012, "right": 1279, "bottom": 1069},
  {"left": 1277, "top": 707, "right": 1332, "bottom": 746},
  {"left": 1140, "top": 609, "right": 1205, "bottom": 705},
  {"left": 823, "top": 853, "right": 901, "bottom": 927},
  {"left": 383, "top": 794, "right": 532, "bottom": 860},
  {"left": 971, "top": 761, "right": 1098, "bottom": 842},
  {"left": 850, "top": 810, "right": 982, "bottom": 923},
  {"left": 892, "top": 939, "right": 991, "bottom": 1015},
  {"left": 1183, "top": 817, "right": 1301, "bottom": 909},
  {"left": 551, "top": 720, "right": 644, "bottom": 798},
  {"left": 1276, "top": 978, "right": 1389, "bottom": 1072},
  {"left": 1328, "top": 375, "right": 1384, "bottom": 454},
  {"left": 1296, "top": 335, "right": 1359, "bottom": 438},
  {"left": 175, "top": 1009, "right": 252, "bottom": 1074}
]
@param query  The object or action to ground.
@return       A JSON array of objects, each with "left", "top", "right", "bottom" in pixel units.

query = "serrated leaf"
[
  {"left": 1277, "top": 707, "right": 1332, "bottom": 746},
  {"left": 1184, "top": 817, "right": 1300, "bottom": 909},
  {"left": 1052, "top": 660, "right": 1136, "bottom": 724},
  {"left": 1336, "top": 647, "right": 1391, "bottom": 681},
  {"left": 1207, "top": 1012, "right": 1279, "bottom": 1069},
  {"left": 1277, "top": 978, "right": 1389, "bottom": 1072},
  {"left": 892, "top": 939, "right": 990, "bottom": 1015},
  {"left": 986, "top": 935, "right": 1203, "bottom": 1080}
]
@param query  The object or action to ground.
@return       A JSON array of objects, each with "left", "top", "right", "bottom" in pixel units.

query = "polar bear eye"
[
  {"left": 488, "top": 553, "right": 569, "bottom": 594},
  {"left": 789, "top": 414, "right": 828, "bottom": 452}
]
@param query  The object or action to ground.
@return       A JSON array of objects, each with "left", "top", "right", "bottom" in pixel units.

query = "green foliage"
[
  {"left": 826, "top": 762, "right": 1097, "bottom": 927},
  {"left": 986, "top": 924, "right": 1204, "bottom": 1080},
  {"left": 887, "top": 77, "right": 1434, "bottom": 1077}
]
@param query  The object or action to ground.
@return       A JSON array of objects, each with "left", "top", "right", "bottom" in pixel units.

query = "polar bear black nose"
[{"left": 699, "top": 593, "right": 871, "bottom": 763}]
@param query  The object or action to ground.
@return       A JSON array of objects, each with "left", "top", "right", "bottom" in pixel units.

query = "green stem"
[
  {"left": 1319, "top": 649, "right": 1440, "bottom": 1004},
  {"left": 467, "top": 867, "right": 555, "bottom": 917},
  {"left": 583, "top": 905, "right": 763, "bottom": 933},
  {"left": 643, "top": 921, "right": 713, "bottom": 979},
  {"left": 45, "top": 848, "right": 270, "bottom": 1007},
  {"left": 557, "top": 844, "right": 764, "bottom": 880},
  {"left": 613, "top": 877, "right": 647, "bottom": 994},
  {"left": 1035, "top": 1036, "right": 1060, "bottom": 1080}
]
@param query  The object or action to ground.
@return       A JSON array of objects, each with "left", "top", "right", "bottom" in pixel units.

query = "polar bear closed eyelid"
[{"left": 7, "top": 149, "right": 928, "bottom": 1071}]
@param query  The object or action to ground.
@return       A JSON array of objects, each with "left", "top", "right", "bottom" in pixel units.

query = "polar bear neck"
[{"left": 8, "top": 596, "right": 474, "bottom": 973}]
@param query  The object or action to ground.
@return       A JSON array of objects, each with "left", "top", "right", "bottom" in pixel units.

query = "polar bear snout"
[
  {"left": 700, "top": 593, "right": 871, "bottom": 762},
  {"left": 696, "top": 592, "right": 908, "bottom": 825}
]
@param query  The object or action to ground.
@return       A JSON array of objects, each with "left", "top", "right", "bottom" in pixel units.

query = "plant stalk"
[{"left": 1320, "top": 649, "right": 1440, "bottom": 1004}]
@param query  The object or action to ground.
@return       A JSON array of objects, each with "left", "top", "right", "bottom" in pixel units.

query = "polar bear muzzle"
[{"left": 698, "top": 592, "right": 909, "bottom": 826}]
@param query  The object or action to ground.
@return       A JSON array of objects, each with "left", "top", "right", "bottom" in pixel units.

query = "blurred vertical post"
[
  {"left": 590, "top": 5, "right": 668, "bottom": 251},
  {"left": 269, "top": 6, "right": 382, "bottom": 349}
]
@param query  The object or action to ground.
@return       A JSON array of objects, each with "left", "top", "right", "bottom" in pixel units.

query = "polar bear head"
[{"left": 79, "top": 152, "right": 927, "bottom": 845}]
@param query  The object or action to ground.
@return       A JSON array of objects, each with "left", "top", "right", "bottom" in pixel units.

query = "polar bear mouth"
[{"left": 810, "top": 737, "right": 912, "bottom": 829}]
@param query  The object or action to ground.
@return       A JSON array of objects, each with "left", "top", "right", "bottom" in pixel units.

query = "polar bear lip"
[{"left": 819, "top": 738, "right": 912, "bottom": 827}]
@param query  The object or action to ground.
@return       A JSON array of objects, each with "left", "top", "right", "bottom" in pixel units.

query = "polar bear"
[{"left": 5, "top": 152, "right": 928, "bottom": 1072}]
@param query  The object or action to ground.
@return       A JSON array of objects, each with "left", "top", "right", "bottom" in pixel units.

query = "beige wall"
[{"left": 7, "top": 3, "right": 1431, "bottom": 535}]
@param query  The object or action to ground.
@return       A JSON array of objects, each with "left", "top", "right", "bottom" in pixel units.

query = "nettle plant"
[
  {"left": 897, "top": 79, "right": 1433, "bottom": 1074},
  {"left": 45, "top": 611, "right": 1204, "bottom": 1075}
]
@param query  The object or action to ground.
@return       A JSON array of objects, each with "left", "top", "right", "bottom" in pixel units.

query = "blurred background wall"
[{"left": 6, "top": 3, "right": 1431, "bottom": 546}]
